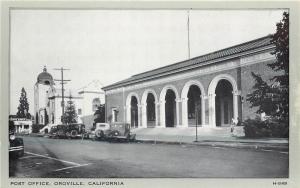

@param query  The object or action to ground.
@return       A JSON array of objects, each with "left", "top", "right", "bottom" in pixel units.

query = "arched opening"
[
  {"left": 40, "top": 115, "right": 43, "bottom": 125},
  {"left": 130, "top": 96, "right": 138, "bottom": 128},
  {"left": 187, "top": 85, "right": 202, "bottom": 126},
  {"left": 165, "top": 89, "right": 177, "bottom": 127},
  {"left": 215, "top": 79, "right": 233, "bottom": 127},
  {"left": 146, "top": 93, "right": 156, "bottom": 127}
]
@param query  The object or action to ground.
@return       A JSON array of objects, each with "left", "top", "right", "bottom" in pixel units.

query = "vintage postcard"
[{"left": 1, "top": 1, "right": 299, "bottom": 188}]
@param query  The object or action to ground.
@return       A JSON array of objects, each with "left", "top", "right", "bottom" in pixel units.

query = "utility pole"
[{"left": 54, "top": 67, "right": 71, "bottom": 123}]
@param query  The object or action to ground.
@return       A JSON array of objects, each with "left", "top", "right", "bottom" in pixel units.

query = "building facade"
[
  {"left": 9, "top": 116, "right": 33, "bottom": 134},
  {"left": 34, "top": 67, "right": 105, "bottom": 130},
  {"left": 102, "top": 36, "right": 278, "bottom": 129}
]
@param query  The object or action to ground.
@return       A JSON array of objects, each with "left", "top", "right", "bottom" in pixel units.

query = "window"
[
  {"left": 112, "top": 108, "right": 118, "bottom": 122},
  {"left": 92, "top": 98, "right": 101, "bottom": 112},
  {"left": 40, "top": 115, "right": 43, "bottom": 124},
  {"left": 146, "top": 94, "right": 156, "bottom": 121}
]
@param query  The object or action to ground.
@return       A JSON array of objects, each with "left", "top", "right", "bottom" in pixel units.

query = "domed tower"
[{"left": 34, "top": 66, "right": 55, "bottom": 125}]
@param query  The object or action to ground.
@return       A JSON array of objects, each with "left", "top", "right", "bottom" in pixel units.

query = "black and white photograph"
[{"left": 2, "top": 1, "right": 296, "bottom": 188}]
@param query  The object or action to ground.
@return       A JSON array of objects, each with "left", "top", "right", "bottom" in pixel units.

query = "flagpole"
[{"left": 187, "top": 9, "right": 191, "bottom": 60}]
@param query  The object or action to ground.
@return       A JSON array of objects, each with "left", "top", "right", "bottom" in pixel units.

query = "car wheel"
[
  {"left": 95, "top": 130, "right": 104, "bottom": 139},
  {"left": 70, "top": 130, "right": 78, "bottom": 138}
]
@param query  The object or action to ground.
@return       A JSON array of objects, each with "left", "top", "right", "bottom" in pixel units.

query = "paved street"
[{"left": 10, "top": 136, "right": 288, "bottom": 178}]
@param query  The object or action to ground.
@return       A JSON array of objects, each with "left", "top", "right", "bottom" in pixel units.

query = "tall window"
[
  {"left": 92, "top": 98, "right": 101, "bottom": 112},
  {"left": 187, "top": 85, "right": 202, "bottom": 125},
  {"left": 112, "top": 108, "right": 118, "bottom": 122},
  {"left": 146, "top": 93, "right": 156, "bottom": 121}
]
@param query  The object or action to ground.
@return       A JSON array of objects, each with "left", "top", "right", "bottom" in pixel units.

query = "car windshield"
[
  {"left": 111, "top": 123, "right": 130, "bottom": 127},
  {"left": 70, "top": 124, "right": 84, "bottom": 129},
  {"left": 71, "top": 125, "right": 78, "bottom": 129},
  {"left": 57, "top": 125, "right": 67, "bottom": 129}
]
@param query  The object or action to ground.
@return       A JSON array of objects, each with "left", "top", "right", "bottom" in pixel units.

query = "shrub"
[
  {"left": 243, "top": 117, "right": 288, "bottom": 138},
  {"left": 32, "top": 124, "right": 44, "bottom": 133}
]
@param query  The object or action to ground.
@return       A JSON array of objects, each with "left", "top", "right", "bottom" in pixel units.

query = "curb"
[
  {"left": 17, "top": 133, "right": 44, "bottom": 137},
  {"left": 20, "top": 134, "right": 289, "bottom": 152},
  {"left": 135, "top": 139, "right": 289, "bottom": 152}
]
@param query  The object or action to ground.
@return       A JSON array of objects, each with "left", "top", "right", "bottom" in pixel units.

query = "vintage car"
[
  {"left": 49, "top": 123, "right": 87, "bottom": 139},
  {"left": 48, "top": 125, "right": 59, "bottom": 138},
  {"left": 106, "top": 122, "right": 136, "bottom": 142},
  {"left": 56, "top": 124, "right": 68, "bottom": 138},
  {"left": 90, "top": 123, "right": 110, "bottom": 140},
  {"left": 66, "top": 123, "right": 87, "bottom": 139},
  {"left": 9, "top": 120, "right": 24, "bottom": 158}
]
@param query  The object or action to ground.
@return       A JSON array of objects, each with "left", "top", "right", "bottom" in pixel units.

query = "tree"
[
  {"left": 62, "top": 98, "right": 78, "bottom": 124},
  {"left": 94, "top": 104, "right": 105, "bottom": 123},
  {"left": 246, "top": 12, "right": 289, "bottom": 123},
  {"left": 35, "top": 112, "right": 39, "bottom": 124},
  {"left": 16, "top": 87, "right": 31, "bottom": 119},
  {"left": 44, "top": 109, "right": 49, "bottom": 125}
]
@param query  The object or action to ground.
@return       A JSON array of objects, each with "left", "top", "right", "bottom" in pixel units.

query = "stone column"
[
  {"left": 159, "top": 100, "right": 166, "bottom": 128},
  {"left": 181, "top": 97, "right": 188, "bottom": 127},
  {"left": 200, "top": 95, "right": 207, "bottom": 126},
  {"left": 232, "top": 90, "right": 240, "bottom": 122},
  {"left": 175, "top": 99, "right": 181, "bottom": 127},
  {"left": 138, "top": 104, "right": 143, "bottom": 128},
  {"left": 141, "top": 103, "right": 147, "bottom": 128},
  {"left": 208, "top": 93, "right": 216, "bottom": 127},
  {"left": 155, "top": 102, "right": 159, "bottom": 127}
]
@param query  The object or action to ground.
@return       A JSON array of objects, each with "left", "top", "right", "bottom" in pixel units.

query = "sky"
[{"left": 10, "top": 9, "right": 285, "bottom": 115}]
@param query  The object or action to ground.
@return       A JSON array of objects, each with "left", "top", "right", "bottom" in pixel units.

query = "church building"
[
  {"left": 102, "top": 35, "right": 277, "bottom": 130},
  {"left": 34, "top": 67, "right": 105, "bottom": 130}
]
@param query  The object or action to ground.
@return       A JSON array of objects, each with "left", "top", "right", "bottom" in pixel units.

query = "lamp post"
[{"left": 194, "top": 101, "right": 200, "bottom": 142}]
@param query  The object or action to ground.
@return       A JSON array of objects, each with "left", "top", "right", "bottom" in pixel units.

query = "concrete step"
[{"left": 131, "top": 127, "right": 233, "bottom": 137}]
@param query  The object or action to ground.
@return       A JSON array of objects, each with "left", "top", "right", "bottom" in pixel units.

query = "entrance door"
[
  {"left": 165, "top": 89, "right": 176, "bottom": 127},
  {"left": 215, "top": 79, "right": 233, "bottom": 127},
  {"left": 130, "top": 96, "right": 138, "bottom": 128}
]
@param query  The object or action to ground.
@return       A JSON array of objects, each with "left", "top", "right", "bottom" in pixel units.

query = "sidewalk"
[{"left": 132, "top": 128, "right": 289, "bottom": 151}]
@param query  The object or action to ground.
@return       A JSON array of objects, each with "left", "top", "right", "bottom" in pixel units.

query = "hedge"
[{"left": 243, "top": 118, "right": 288, "bottom": 138}]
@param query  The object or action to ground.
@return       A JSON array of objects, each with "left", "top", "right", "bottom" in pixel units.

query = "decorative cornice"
[{"left": 78, "top": 91, "right": 104, "bottom": 95}]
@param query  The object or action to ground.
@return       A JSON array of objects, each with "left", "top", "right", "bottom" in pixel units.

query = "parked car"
[
  {"left": 49, "top": 123, "right": 87, "bottom": 139},
  {"left": 66, "top": 123, "right": 87, "bottom": 139},
  {"left": 49, "top": 125, "right": 58, "bottom": 138},
  {"left": 9, "top": 120, "right": 24, "bottom": 158},
  {"left": 90, "top": 123, "right": 110, "bottom": 140},
  {"left": 107, "top": 122, "right": 136, "bottom": 142},
  {"left": 57, "top": 124, "right": 68, "bottom": 138}
]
